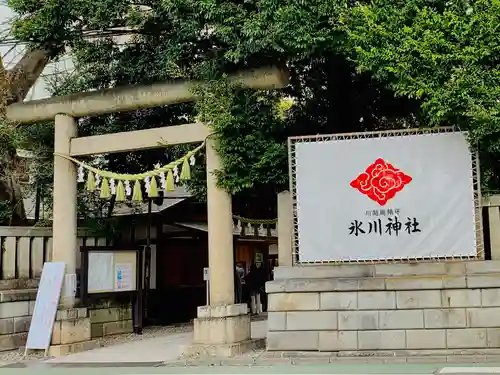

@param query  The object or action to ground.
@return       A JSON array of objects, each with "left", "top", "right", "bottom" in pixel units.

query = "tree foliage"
[
  {"left": 344, "top": 0, "right": 500, "bottom": 191},
  {"left": 5, "top": 0, "right": 499, "bottom": 221},
  {"left": 193, "top": 79, "right": 288, "bottom": 193}
]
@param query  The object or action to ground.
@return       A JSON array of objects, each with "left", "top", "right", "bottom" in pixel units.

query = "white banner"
[{"left": 293, "top": 131, "right": 477, "bottom": 262}]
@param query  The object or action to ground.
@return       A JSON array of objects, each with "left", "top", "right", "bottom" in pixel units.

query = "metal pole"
[
  {"left": 203, "top": 267, "right": 210, "bottom": 305},
  {"left": 144, "top": 199, "right": 152, "bottom": 323},
  {"left": 132, "top": 215, "right": 143, "bottom": 334},
  {"left": 134, "top": 247, "right": 143, "bottom": 335},
  {"left": 206, "top": 280, "right": 210, "bottom": 305},
  {"left": 34, "top": 183, "right": 41, "bottom": 222}
]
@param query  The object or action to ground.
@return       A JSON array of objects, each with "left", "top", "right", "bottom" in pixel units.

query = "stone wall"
[
  {"left": 0, "top": 279, "right": 132, "bottom": 352},
  {"left": 89, "top": 300, "right": 133, "bottom": 338},
  {"left": 49, "top": 306, "right": 94, "bottom": 356},
  {"left": 266, "top": 261, "right": 500, "bottom": 354},
  {"left": 0, "top": 290, "right": 36, "bottom": 351},
  {"left": 0, "top": 280, "right": 38, "bottom": 351}
]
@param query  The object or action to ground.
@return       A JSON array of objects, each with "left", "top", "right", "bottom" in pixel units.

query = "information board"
[
  {"left": 87, "top": 250, "right": 137, "bottom": 293},
  {"left": 25, "top": 262, "right": 65, "bottom": 352}
]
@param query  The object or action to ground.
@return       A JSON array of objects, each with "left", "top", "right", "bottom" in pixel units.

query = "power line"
[
  {"left": 0, "top": 28, "right": 141, "bottom": 46},
  {"left": 0, "top": 28, "right": 134, "bottom": 71}
]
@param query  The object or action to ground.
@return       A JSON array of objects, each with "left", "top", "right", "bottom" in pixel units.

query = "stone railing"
[{"left": 0, "top": 226, "right": 107, "bottom": 280}]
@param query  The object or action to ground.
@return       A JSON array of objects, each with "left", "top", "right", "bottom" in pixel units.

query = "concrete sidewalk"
[
  {"left": 7, "top": 317, "right": 500, "bottom": 373},
  {"left": 45, "top": 319, "right": 267, "bottom": 364}
]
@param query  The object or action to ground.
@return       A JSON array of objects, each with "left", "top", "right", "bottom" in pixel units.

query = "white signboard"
[
  {"left": 115, "top": 263, "right": 133, "bottom": 291},
  {"left": 203, "top": 267, "right": 209, "bottom": 281},
  {"left": 25, "top": 262, "right": 65, "bottom": 351},
  {"left": 292, "top": 130, "right": 478, "bottom": 262},
  {"left": 88, "top": 252, "right": 113, "bottom": 293}
]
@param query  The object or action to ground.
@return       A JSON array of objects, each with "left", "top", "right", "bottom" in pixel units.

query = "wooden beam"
[
  {"left": 70, "top": 123, "right": 209, "bottom": 156},
  {"left": 7, "top": 67, "right": 289, "bottom": 123}
]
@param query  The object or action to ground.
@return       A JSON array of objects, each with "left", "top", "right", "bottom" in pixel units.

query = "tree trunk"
[
  {"left": 0, "top": 46, "right": 54, "bottom": 224},
  {"left": 6, "top": 47, "right": 52, "bottom": 104}
]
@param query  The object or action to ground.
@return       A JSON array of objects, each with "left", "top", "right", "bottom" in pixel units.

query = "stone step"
[
  {"left": 181, "top": 338, "right": 265, "bottom": 358},
  {"left": 19, "top": 339, "right": 101, "bottom": 357},
  {"left": 0, "top": 280, "right": 38, "bottom": 291},
  {"left": 0, "top": 289, "right": 37, "bottom": 303},
  {"left": 266, "top": 273, "right": 499, "bottom": 293},
  {"left": 274, "top": 260, "right": 500, "bottom": 280}
]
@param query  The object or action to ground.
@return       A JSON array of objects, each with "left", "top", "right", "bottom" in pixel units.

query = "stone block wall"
[
  {"left": 89, "top": 300, "right": 133, "bottom": 338},
  {"left": 50, "top": 307, "right": 90, "bottom": 351},
  {"left": 266, "top": 260, "right": 500, "bottom": 354},
  {"left": 0, "top": 279, "right": 132, "bottom": 351},
  {"left": 0, "top": 281, "right": 38, "bottom": 351}
]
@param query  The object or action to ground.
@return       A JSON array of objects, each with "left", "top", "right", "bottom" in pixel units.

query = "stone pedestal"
[
  {"left": 181, "top": 304, "right": 264, "bottom": 358},
  {"left": 266, "top": 261, "right": 500, "bottom": 355},
  {"left": 47, "top": 307, "right": 100, "bottom": 356}
]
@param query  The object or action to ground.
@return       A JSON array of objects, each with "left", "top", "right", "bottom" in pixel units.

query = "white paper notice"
[
  {"left": 88, "top": 252, "right": 114, "bottom": 293},
  {"left": 115, "top": 263, "right": 133, "bottom": 291}
]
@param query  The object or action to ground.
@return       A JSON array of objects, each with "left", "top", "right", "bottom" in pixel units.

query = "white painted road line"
[{"left": 437, "top": 368, "right": 500, "bottom": 374}]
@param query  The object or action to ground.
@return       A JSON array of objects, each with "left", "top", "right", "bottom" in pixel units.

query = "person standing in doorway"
[
  {"left": 245, "top": 261, "right": 267, "bottom": 315},
  {"left": 235, "top": 263, "right": 245, "bottom": 304}
]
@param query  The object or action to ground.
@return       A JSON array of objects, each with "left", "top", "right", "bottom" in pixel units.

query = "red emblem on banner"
[{"left": 350, "top": 158, "right": 412, "bottom": 206}]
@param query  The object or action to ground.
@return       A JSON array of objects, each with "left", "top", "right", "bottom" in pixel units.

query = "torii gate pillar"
[
  {"left": 53, "top": 114, "right": 78, "bottom": 307},
  {"left": 205, "top": 137, "right": 235, "bottom": 305},
  {"left": 182, "top": 138, "right": 256, "bottom": 357}
]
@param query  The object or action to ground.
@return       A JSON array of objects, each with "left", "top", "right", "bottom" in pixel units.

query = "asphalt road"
[{"left": 2, "top": 361, "right": 500, "bottom": 374}]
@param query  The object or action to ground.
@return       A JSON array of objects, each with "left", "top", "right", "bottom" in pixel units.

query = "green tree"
[
  {"left": 6, "top": 0, "right": 424, "bottom": 219},
  {"left": 345, "top": 0, "right": 500, "bottom": 191},
  {"left": 0, "top": 0, "right": 155, "bottom": 223},
  {"left": 0, "top": 47, "right": 57, "bottom": 224}
]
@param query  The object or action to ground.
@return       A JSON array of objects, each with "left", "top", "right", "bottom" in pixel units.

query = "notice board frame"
[{"left": 80, "top": 245, "right": 144, "bottom": 333}]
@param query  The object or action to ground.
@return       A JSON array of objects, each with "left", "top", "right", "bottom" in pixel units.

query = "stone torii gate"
[{"left": 6, "top": 67, "right": 288, "bottom": 356}]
